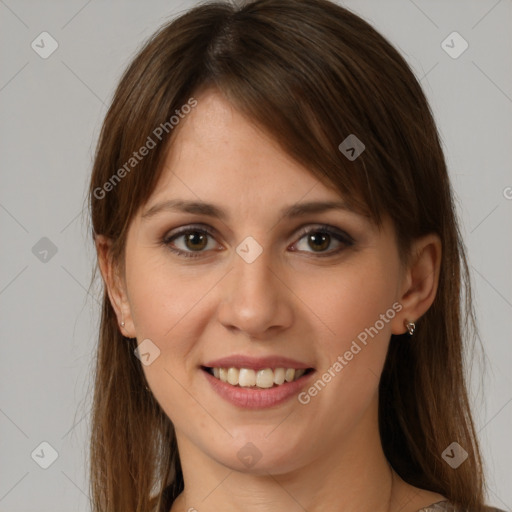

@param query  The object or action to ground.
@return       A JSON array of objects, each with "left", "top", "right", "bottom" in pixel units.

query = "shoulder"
[{"left": 417, "top": 501, "right": 507, "bottom": 512}]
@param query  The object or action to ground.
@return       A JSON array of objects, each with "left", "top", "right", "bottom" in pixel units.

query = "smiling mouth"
[{"left": 201, "top": 366, "right": 315, "bottom": 389}]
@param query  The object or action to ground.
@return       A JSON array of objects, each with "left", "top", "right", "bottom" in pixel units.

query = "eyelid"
[
  {"left": 292, "top": 223, "right": 355, "bottom": 246},
  {"left": 164, "top": 223, "right": 219, "bottom": 240},
  {"left": 162, "top": 222, "right": 355, "bottom": 258}
]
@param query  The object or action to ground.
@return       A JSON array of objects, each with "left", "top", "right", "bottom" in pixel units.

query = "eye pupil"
[
  {"left": 185, "top": 231, "right": 207, "bottom": 250},
  {"left": 309, "top": 232, "right": 330, "bottom": 251}
]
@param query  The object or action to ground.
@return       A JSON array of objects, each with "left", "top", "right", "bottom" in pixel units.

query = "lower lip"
[{"left": 202, "top": 368, "right": 315, "bottom": 409}]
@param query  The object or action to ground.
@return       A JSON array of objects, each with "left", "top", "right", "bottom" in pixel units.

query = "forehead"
[{"left": 148, "top": 89, "right": 341, "bottom": 211}]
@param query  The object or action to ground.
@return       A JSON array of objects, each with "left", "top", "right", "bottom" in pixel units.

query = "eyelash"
[{"left": 162, "top": 223, "right": 355, "bottom": 259}]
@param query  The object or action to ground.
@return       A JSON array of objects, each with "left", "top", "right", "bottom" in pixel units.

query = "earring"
[
  {"left": 404, "top": 320, "right": 416, "bottom": 336},
  {"left": 120, "top": 321, "right": 125, "bottom": 327}
]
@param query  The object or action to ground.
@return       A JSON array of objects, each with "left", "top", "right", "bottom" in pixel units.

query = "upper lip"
[{"left": 203, "top": 355, "right": 314, "bottom": 371}]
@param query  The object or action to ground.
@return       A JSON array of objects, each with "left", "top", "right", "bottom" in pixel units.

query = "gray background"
[{"left": 0, "top": 0, "right": 511, "bottom": 510}]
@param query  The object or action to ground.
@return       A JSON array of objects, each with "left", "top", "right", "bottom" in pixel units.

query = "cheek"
[
  {"left": 123, "top": 251, "right": 217, "bottom": 424},
  {"left": 124, "top": 249, "right": 233, "bottom": 405},
  {"left": 298, "top": 258, "right": 399, "bottom": 412},
  {"left": 310, "top": 258, "right": 399, "bottom": 350},
  {"left": 125, "top": 250, "right": 218, "bottom": 344}
]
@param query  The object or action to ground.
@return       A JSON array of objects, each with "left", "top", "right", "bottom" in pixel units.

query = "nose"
[{"left": 216, "top": 243, "right": 294, "bottom": 339}]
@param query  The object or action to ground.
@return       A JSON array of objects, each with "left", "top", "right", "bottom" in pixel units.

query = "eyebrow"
[{"left": 141, "top": 199, "right": 364, "bottom": 222}]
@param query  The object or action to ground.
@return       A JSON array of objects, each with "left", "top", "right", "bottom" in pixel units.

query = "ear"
[
  {"left": 95, "top": 235, "right": 136, "bottom": 338},
  {"left": 391, "top": 233, "right": 442, "bottom": 335}
]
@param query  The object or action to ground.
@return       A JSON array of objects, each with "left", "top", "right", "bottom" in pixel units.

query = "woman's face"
[{"left": 119, "top": 89, "right": 409, "bottom": 474}]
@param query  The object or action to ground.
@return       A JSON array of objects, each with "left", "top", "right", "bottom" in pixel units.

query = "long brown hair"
[{"left": 87, "top": 1, "right": 488, "bottom": 510}]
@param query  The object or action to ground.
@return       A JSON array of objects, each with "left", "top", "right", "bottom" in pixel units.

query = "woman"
[{"left": 87, "top": 1, "right": 505, "bottom": 511}]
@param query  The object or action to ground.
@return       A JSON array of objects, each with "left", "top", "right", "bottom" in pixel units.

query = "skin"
[{"left": 97, "top": 89, "right": 445, "bottom": 512}]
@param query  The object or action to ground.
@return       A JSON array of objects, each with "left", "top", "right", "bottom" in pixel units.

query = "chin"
[{"left": 209, "top": 432, "right": 307, "bottom": 475}]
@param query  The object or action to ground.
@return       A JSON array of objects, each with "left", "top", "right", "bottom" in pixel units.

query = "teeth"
[
  {"left": 239, "top": 368, "right": 256, "bottom": 387},
  {"left": 273, "top": 368, "right": 285, "bottom": 385},
  {"left": 209, "top": 366, "right": 309, "bottom": 388},
  {"left": 295, "top": 369, "right": 306, "bottom": 379},
  {"left": 256, "top": 369, "right": 274, "bottom": 388},
  {"left": 285, "top": 368, "right": 295, "bottom": 382},
  {"left": 227, "top": 367, "right": 239, "bottom": 385}
]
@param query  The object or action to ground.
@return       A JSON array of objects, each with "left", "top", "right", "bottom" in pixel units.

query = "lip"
[
  {"left": 202, "top": 367, "right": 316, "bottom": 409},
  {"left": 202, "top": 354, "right": 314, "bottom": 371}
]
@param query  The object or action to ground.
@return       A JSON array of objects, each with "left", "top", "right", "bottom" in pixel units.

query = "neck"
[{"left": 171, "top": 395, "right": 398, "bottom": 512}]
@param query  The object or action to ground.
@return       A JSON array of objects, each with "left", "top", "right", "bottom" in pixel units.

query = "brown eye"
[
  {"left": 291, "top": 225, "right": 354, "bottom": 257},
  {"left": 307, "top": 232, "right": 331, "bottom": 252},
  {"left": 164, "top": 226, "right": 219, "bottom": 258},
  {"left": 183, "top": 231, "right": 208, "bottom": 251}
]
